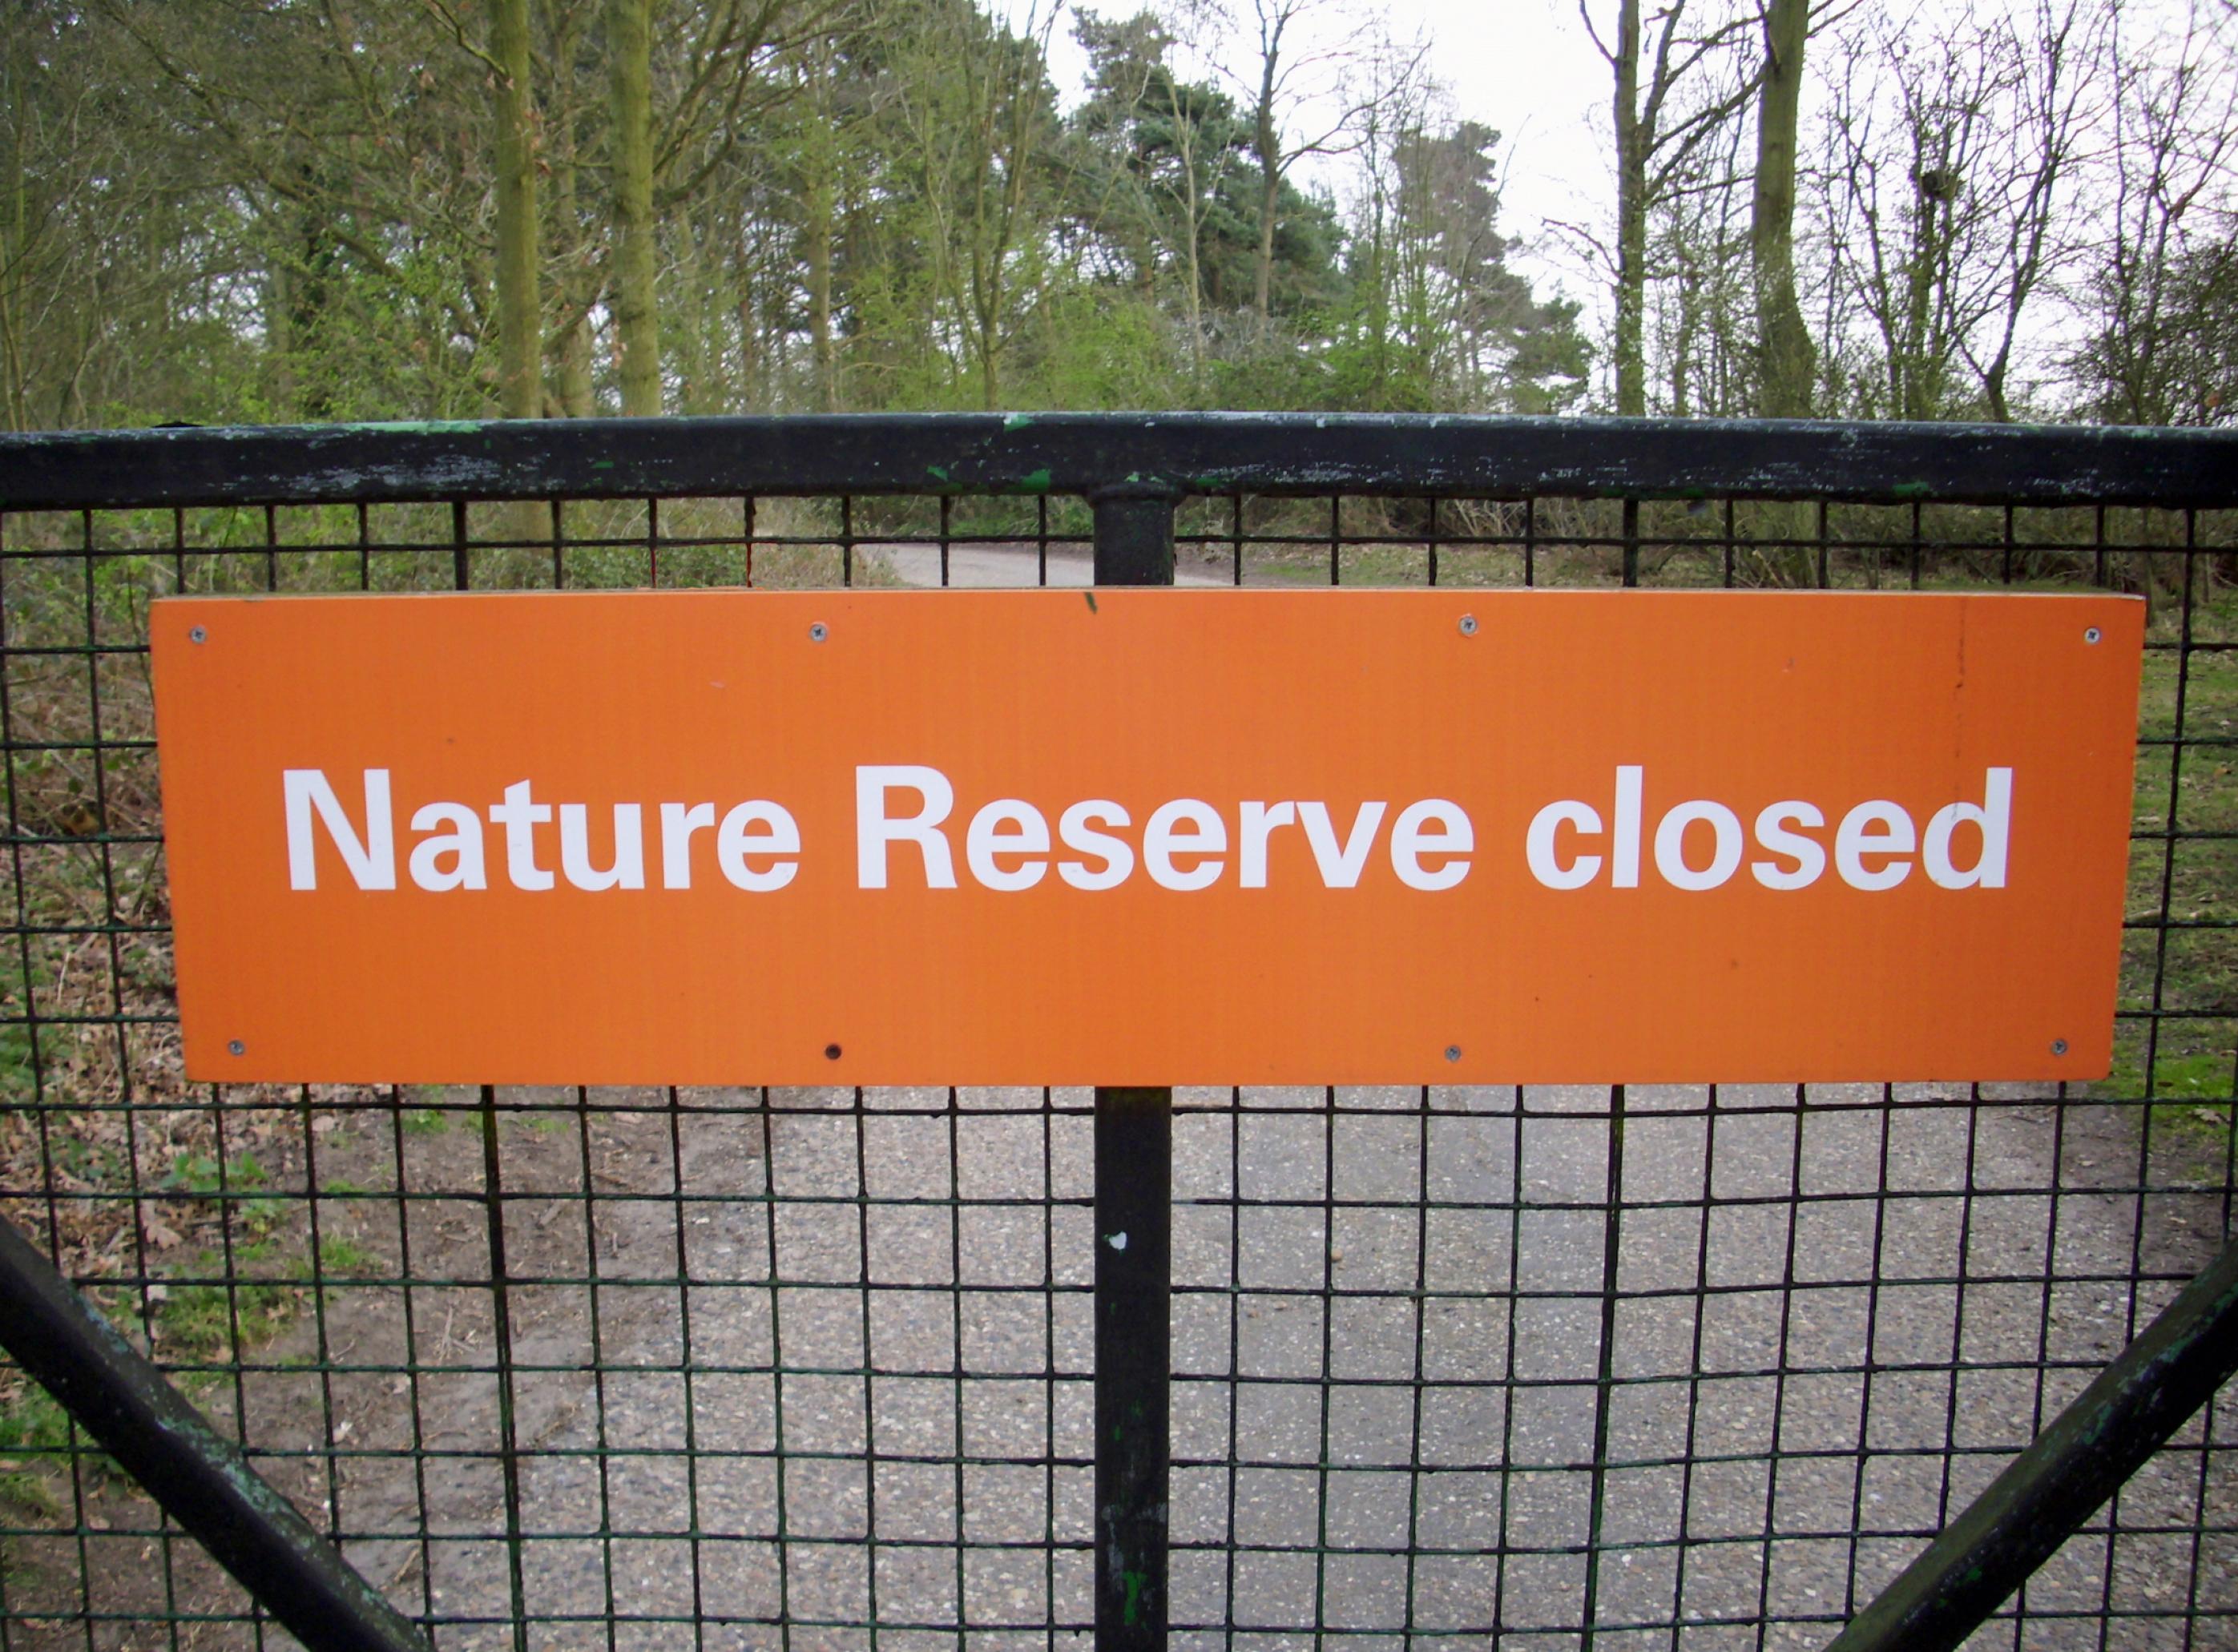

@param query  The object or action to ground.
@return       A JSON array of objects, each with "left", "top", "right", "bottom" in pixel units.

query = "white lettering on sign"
[
  {"left": 1522, "top": 768, "right": 2013, "bottom": 892},
  {"left": 284, "top": 768, "right": 396, "bottom": 891},
  {"left": 280, "top": 764, "right": 2015, "bottom": 898},
  {"left": 856, "top": 764, "right": 956, "bottom": 889}
]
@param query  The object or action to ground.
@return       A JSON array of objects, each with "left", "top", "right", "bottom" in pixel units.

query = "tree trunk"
[
  {"left": 608, "top": 0, "right": 660, "bottom": 415},
  {"left": 546, "top": 113, "right": 595, "bottom": 417},
  {"left": 1749, "top": 0, "right": 1813, "bottom": 417},
  {"left": 1180, "top": 135, "right": 1204, "bottom": 375},
  {"left": 738, "top": 292, "right": 760, "bottom": 410},
  {"left": 1254, "top": 154, "right": 1279, "bottom": 325},
  {"left": 807, "top": 171, "right": 837, "bottom": 411},
  {"left": 1902, "top": 191, "right": 1938, "bottom": 419},
  {"left": 1252, "top": 52, "right": 1280, "bottom": 324},
  {"left": 1611, "top": 0, "right": 1646, "bottom": 417},
  {"left": 492, "top": 0, "right": 542, "bottom": 420},
  {"left": 804, "top": 69, "right": 838, "bottom": 413}
]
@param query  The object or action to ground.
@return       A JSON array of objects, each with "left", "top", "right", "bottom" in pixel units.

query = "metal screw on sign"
[
  {"left": 1458, "top": 614, "right": 1478, "bottom": 636},
  {"left": 809, "top": 622, "right": 829, "bottom": 643},
  {"left": 226, "top": 1040, "right": 244, "bottom": 1057},
  {"left": 2084, "top": 627, "right": 2103, "bottom": 645},
  {"left": 2051, "top": 1039, "right": 2069, "bottom": 1056},
  {"left": 1445, "top": 1045, "right": 1462, "bottom": 1062},
  {"left": 189, "top": 626, "right": 208, "bottom": 644}
]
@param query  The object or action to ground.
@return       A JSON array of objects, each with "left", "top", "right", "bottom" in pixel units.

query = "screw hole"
[
  {"left": 1444, "top": 1045, "right": 1462, "bottom": 1062},
  {"left": 2050, "top": 1039, "right": 2069, "bottom": 1057},
  {"left": 227, "top": 1040, "right": 245, "bottom": 1057},
  {"left": 189, "top": 626, "right": 208, "bottom": 644},
  {"left": 824, "top": 1042, "right": 842, "bottom": 1061}
]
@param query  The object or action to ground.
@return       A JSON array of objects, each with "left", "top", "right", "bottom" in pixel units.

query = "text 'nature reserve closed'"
[{"left": 281, "top": 763, "right": 2018, "bottom": 897}]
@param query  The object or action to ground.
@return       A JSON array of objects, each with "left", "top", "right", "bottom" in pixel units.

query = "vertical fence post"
[{"left": 1091, "top": 492, "right": 1175, "bottom": 1649}]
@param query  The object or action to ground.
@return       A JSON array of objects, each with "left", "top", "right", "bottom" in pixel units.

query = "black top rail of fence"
[{"left": 6, "top": 413, "right": 2238, "bottom": 510}]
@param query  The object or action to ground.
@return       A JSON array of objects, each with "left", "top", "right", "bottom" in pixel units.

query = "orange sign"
[{"left": 151, "top": 590, "right": 2142, "bottom": 1086}]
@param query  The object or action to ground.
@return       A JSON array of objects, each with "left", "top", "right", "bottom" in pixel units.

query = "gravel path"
[{"left": 871, "top": 541, "right": 1240, "bottom": 588}]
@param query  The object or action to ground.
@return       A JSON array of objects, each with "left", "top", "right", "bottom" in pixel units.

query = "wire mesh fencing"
[{"left": 0, "top": 419, "right": 2231, "bottom": 1651}]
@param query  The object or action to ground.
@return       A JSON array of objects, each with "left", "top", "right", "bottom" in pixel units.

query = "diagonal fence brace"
[
  {"left": 0, "top": 1211, "right": 432, "bottom": 1652},
  {"left": 1827, "top": 1231, "right": 2238, "bottom": 1652}
]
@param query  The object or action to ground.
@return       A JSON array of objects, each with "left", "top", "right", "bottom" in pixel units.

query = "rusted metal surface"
[{"left": 5, "top": 413, "right": 2238, "bottom": 509}]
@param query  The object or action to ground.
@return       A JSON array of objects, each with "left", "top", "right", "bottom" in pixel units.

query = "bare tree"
[
  {"left": 888, "top": 0, "right": 1066, "bottom": 405},
  {"left": 1815, "top": 0, "right": 2095, "bottom": 421},
  {"left": 1750, "top": 0, "right": 1812, "bottom": 414},
  {"left": 608, "top": 0, "right": 807, "bottom": 415},
  {"left": 1575, "top": 0, "right": 1761, "bottom": 415},
  {"left": 1645, "top": 84, "right": 1755, "bottom": 414},
  {"left": 422, "top": 0, "right": 546, "bottom": 417},
  {"left": 1234, "top": 0, "right": 1372, "bottom": 327},
  {"left": 2073, "top": 0, "right": 2238, "bottom": 425},
  {"left": 607, "top": 0, "right": 659, "bottom": 412}
]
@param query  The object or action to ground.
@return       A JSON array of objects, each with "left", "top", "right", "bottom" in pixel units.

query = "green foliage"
[
  {"left": 1013, "top": 287, "right": 1186, "bottom": 409},
  {"left": 159, "top": 1242, "right": 294, "bottom": 1363},
  {"left": 163, "top": 1150, "right": 283, "bottom": 1237},
  {"left": 0, "top": 0, "right": 1588, "bottom": 429}
]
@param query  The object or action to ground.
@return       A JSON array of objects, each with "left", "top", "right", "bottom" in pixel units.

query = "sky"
[{"left": 1403, "top": 2, "right": 1610, "bottom": 256}]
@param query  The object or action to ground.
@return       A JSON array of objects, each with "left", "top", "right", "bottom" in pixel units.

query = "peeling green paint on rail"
[{"left": 329, "top": 419, "right": 486, "bottom": 436}]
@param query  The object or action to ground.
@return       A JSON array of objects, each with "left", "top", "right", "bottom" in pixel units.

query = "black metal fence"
[{"left": 0, "top": 414, "right": 2232, "bottom": 1651}]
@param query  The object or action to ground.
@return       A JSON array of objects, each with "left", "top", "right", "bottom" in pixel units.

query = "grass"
[
  {"left": 2112, "top": 582, "right": 2238, "bottom": 1157},
  {"left": 0, "top": 1243, "right": 295, "bottom": 1521},
  {"left": 0, "top": 1225, "right": 377, "bottom": 1519},
  {"left": 0, "top": 1387, "right": 77, "bottom": 1521},
  {"left": 154, "top": 1247, "right": 296, "bottom": 1365},
  {"left": 162, "top": 1150, "right": 285, "bottom": 1236}
]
